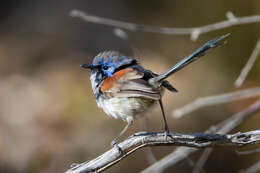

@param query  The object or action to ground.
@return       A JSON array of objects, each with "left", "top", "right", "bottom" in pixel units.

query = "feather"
[
  {"left": 162, "top": 80, "right": 178, "bottom": 92},
  {"left": 101, "top": 68, "right": 161, "bottom": 100}
]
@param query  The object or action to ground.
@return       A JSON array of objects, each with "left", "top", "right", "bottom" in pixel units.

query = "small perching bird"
[{"left": 81, "top": 34, "right": 229, "bottom": 146}]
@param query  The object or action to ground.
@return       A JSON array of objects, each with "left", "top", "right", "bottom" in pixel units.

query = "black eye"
[{"left": 102, "top": 66, "right": 109, "bottom": 70}]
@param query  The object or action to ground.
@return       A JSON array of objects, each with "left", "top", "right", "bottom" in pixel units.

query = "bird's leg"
[
  {"left": 159, "top": 99, "right": 173, "bottom": 140},
  {"left": 111, "top": 117, "right": 133, "bottom": 147}
]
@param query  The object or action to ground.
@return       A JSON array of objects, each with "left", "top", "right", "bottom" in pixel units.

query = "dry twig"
[
  {"left": 235, "top": 38, "right": 260, "bottom": 87},
  {"left": 172, "top": 87, "right": 260, "bottom": 119},
  {"left": 70, "top": 10, "right": 260, "bottom": 41}
]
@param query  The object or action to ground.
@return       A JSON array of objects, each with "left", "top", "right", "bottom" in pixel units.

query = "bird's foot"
[
  {"left": 111, "top": 140, "right": 122, "bottom": 153},
  {"left": 163, "top": 129, "right": 174, "bottom": 141}
]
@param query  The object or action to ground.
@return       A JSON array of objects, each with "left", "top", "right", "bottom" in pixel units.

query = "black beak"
[{"left": 80, "top": 64, "right": 94, "bottom": 69}]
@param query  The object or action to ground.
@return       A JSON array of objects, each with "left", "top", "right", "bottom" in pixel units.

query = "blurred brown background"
[{"left": 0, "top": 0, "right": 259, "bottom": 173}]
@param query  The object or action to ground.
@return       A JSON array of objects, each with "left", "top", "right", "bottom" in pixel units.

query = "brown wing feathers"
[{"left": 100, "top": 68, "right": 161, "bottom": 100}]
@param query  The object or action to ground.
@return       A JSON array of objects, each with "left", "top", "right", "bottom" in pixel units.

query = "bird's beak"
[{"left": 80, "top": 64, "right": 94, "bottom": 69}]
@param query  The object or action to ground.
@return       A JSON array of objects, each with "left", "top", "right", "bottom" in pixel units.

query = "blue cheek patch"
[
  {"left": 104, "top": 69, "right": 114, "bottom": 77},
  {"left": 98, "top": 56, "right": 119, "bottom": 77}
]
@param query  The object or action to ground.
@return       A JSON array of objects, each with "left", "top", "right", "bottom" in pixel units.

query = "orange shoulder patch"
[{"left": 100, "top": 68, "right": 133, "bottom": 92}]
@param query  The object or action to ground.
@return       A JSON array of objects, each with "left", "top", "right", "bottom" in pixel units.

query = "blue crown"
[{"left": 93, "top": 51, "right": 135, "bottom": 77}]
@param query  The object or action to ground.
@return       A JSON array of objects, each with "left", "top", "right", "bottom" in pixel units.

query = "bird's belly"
[{"left": 99, "top": 97, "right": 156, "bottom": 121}]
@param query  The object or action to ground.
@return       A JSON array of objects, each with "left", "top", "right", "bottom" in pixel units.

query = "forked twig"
[{"left": 71, "top": 10, "right": 260, "bottom": 41}]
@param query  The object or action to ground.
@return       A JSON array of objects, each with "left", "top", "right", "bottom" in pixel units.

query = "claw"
[
  {"left": 111, "top": 141, "right": 122, "bottom": 153},
  {"left": 163, "top": 130, "right": 174, "bottom": 141}
]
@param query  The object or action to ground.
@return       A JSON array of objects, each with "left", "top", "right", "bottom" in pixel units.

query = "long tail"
[{"left": 149, "top": 33, "right": 230, "bottom": 87}]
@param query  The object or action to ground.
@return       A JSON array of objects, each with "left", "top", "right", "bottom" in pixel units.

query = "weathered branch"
[
  {"left": 65, "top": 130, "right": 260, "bottom": 173},
  {"left": 142, "top": 100, "right": 260, "bottom": 173},
  {"left": 65, "top": 99, "right": 260, "bottom": 173},
  {"left": 70, "top": 10, "right": 260, "bottom": 41}
]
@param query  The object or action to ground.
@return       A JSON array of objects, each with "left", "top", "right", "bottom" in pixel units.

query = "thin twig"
[
  {"left": 238, "top": 161, "right": 260, "bottom": 173},
  {"left": 70, "top": 10, "right": 260, "bottom": 41},
  {"left": 142, "top": 100, "right": 260, "bottom": 173},
  {"left": 235, "top": 38, "right": 260, "bottom": 87},
  {"left": 236, "top": 148, "right": 260, "bottom": 155},
  {"left": 172, "top": 87, "right": 260, "bottom": 119}
]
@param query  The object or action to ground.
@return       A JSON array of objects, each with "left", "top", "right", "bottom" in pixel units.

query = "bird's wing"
[
  {"left": 132, "top": 66, "right": 178, "bottom": 92},
  {"left": 100, "top": 68, "right": 161, "bottom": 100}
]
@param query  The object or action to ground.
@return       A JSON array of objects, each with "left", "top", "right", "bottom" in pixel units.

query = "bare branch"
[
  {"left": 238, "top": 161, "right": 260, "bottom": 173},
  {"left": 65, "top": 100, "right": 260, "bottom": 173},
  {"left": 173, "top": 87, "right": 260, "bottom": 119},
  {"left": 70, "top": 10, "right": 260, "bottom": 41},
  {"left": 235, "top": 38, "right": 260, "bottom": 87},
  {"left": 64, "top": 100, "right": 260, "bottom": 173},
  {"left": 65, "top": 130, "right": 260, "bottom": 173},
  {"left": 142, "top": 100, "right": 260, "bottom": 173}
]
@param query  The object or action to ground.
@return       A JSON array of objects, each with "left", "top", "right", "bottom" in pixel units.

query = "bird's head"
[{"left": 81, "top": 51, "right": 137, "bottom": 78}]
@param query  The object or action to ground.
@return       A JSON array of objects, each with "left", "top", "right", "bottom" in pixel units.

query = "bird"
[{"left": 81, "top": 34, "right": 229, "bottom": 146}]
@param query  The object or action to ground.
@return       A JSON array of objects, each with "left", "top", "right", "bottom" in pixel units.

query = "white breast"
[{"left": 98, "top": 97, "right": 156, "bottom": 121}]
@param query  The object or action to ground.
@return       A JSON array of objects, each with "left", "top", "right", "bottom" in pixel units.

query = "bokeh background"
[{"left": 0, "top": 1, "right": 260, "bottom": 173}]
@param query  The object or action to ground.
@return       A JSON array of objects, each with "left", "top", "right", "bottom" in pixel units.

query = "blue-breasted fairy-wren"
[{"left": 81, "top": 34, "right": 228, "bottom": 146}]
